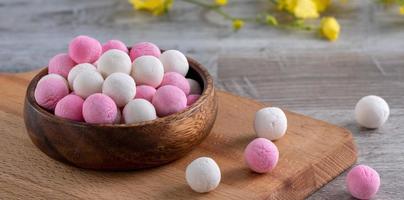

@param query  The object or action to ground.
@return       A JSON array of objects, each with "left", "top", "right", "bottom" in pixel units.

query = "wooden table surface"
[{"left": 1, "top": 0, "right": 404, "bottom": 199}]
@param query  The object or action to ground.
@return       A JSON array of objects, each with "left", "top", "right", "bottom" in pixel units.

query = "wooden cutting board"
[{"left": 0, "top": 70, "right": 357, "bottom": 200}]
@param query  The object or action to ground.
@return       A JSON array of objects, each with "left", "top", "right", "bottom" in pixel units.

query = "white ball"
[
  {"left": 67, "top": 63, "right": 96, "bottom": 89},
  {"left": 254, "top": 107, "right": 287, "bottom": 141},
  {"left": 102, "top": 72, "right": 136, "bottom": 107},
  {"left": 97, "top": 49, "right": 132, "bottom": 77},
  {"left": 159, "top": 50, "right": 189, "bottom": 76},
  {"left": 131, "top": 56, "right": 164, "bottom": 88},
  {"left": 187, "top": 78, "right": 202, "bottom": 95},
  {"left": 185, "top": 157, "right": 221, "bottom": 193},
  {"left": 73, "top": 70, "right": 104, "bottom": 98},
  {"left": 355, "top": 95, "right": 390, "bottom": 129},
  {"left": 123, "top": 99, "right": 157, "bottom": 124}
]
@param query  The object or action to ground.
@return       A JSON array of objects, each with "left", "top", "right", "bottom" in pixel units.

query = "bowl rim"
[{"left": 25, "top": 56, "right": 214, "bottom": 128}]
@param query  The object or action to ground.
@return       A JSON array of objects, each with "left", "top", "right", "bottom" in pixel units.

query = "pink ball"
[
  {"left": 48, "top": 53, "right": 76, "bottom": 78},
  {"left": 55, "top": 94, "right": 84, "bottom": 121},
  {"left": 160, "top": 72, "right": 190, "bottom": 95},
  {"left": 135, "top": 85, "right": 156, "bottom": 102},
  {"left": 34, "top": 74, "right": 69, "bottom": 110},
  {"left": 129, "top": 42, "right": 161, "bottom": 61},
  {"left": 187, "top": 94, "right": 200, "bottom": 106},
  {"left": 244, "top": 138, "right": 279, "bottom": 173},
  {"left": 346, "top": 165, "right": 380, "bottom": 199},
  {"left": 102, "top": 40, "right": 128, "bottom": 54},
  {"left": 68, "top": 35, "right": 102, "bottom": 64},
  {"left": 152, "top": 85, "right": 187, "bottom": 117},
  {"left": 82, "top": 93, "right": 117, "bottom": 124}
]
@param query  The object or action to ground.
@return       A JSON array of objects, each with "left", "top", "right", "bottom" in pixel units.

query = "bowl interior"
[{"left": 26, "top": 56, "right": 213, "bottom": 127}]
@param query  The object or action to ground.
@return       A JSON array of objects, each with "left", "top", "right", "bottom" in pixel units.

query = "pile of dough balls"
[{"left": 34, "top": 35, "right": 203, "bottom": 124}]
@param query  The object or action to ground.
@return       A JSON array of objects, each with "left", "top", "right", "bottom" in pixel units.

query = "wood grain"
[
  {"left": 2, "top": 0, "right": 404, "bottom": 75},
  {"left": 216, "top": 53, "right": 404, "bottom": 199},
  {"left": 0, "top": 71, "right": 356, "bottom": 199}
]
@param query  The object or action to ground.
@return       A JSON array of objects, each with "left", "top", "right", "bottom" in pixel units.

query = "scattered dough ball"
[
  {"left": 68, "top": 35, "right": 102, "bottom": 64},
  {"left": 185, "top": 157, "right": 221, "bottom": 193},
  {"left": 73, "top": 70, "right": 104, "bottom": 99},
  {"left": 67, "top": 63, "right": 96, "bottom": 89},
  {"left": 131, "top": 55, "right": 164, "bottom": 88},
  {"left": 152, "top": 85, "right": 187, "bottom": 117},
  {"left": 48, "top": 53, "right": 76, "bottom": 78},
  {"left": 135, "top": 85, "right": 156, "bottom": 102},
  {"left": 159, "top": 50, "right": 189, "bottom": 76},
  {"left": 34, "top": 74, "right": 69, "bottom": 110},
  {"left": 160, "top": 72, "right": 190, "bottom": 95},
  {"left": 254, "top": 107, "right": 287, "bottom": 141},
  {"left": 187, "top": 94, "right": 200, "bottom": 106},
  {"left": 97, "top": 49, "right": 132, "bottom": 77},
  {"left": 102, "top": 72, "right": 136, "bottom": 107},
  {"left": 82, "top": 93, "right": 117, "bottom": 124},
  {"left": 355, "top": 95, "right": 390, "bottom": 129},
  {"left": 244, "top": 138, "right": 279, "bottom": 173},
  {"left": 54, "top": 94, "right": 84, "bottom": 122},
  {"left": 102, "top": 39, "right": 128, "bottom": 54},
  {"left": 123, "top": 99, "right": 157, "bottom": 124},
  {"left": 187, "top": 78, "right": 202, "bottom": 95},
  {"left": 129, "top": 42, "right": 161, "bottom": 61},
  {"left": 346, "top": 165, "right": 380, "bottom": 200}
]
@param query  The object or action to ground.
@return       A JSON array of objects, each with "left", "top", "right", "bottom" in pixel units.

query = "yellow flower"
[
  {"left": 294, "top": 0, "right": 319, "bottom": 19},
  {"left": 215, "top": 0, "right": 227, "bottom": 6},
  {"left": 232, "top": 19, "right": 245, "bottom": 31},
  {"left": 128, "top": 0, "right": 173, "bottom": 15},
  {"left": 400, "top": 6, "right": 404, "bottom": 15},
  {"left": 312, "top": 0, "right": 331, "bottom": 12},
  {"left": 278, "top": 0, "right": 319, "bottom": 19},
  {"left": 320, "top": 17, "right": 340, "bottom": 41}
]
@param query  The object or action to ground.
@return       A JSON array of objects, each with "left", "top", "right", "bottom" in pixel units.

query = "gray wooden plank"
[{"left": 217, "top": 52, "right": 404, "bottom": 110}]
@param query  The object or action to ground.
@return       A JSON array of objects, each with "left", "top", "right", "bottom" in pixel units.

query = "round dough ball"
[
  {"left": 82, "top": 93, "right": 117, "bottom": 124},
  {"left": 48, "top": 53, "right": 76, "bottom": 78},
  {"left": 160, "top": 72, "right": 190, "bottom": 95},
  {"left": 68, "top": 35, "right": 102, "bottom": 63},
  {"left": 187, "top": 94, "right": 200, "bottom": 106},
  {"left": 73, "top": 70, "right": 104, "bottom": 99},
  {"left": 131, "top": 55, "right": 164, "bottom": 88},
  {"left": 346, "top": 165, "right": 380, "bottom": 199},
  {"left": 34, "top": 74, "right": 69, "bottom": 110},
  {"left": 67, "top": 63, "right": 96, "bottom": 89},
  {"left": 159, "top": 50, "right": 189, "bottom": 76},
  {"left": 129, "top": 42, "right": 161, "bottom": 61},
  {"left": 244, "top": 138, "right": 279, "bottom": 173},
  {"left": 187, "top": 78, "right": 202, "bottom": 95},
  {"left": 102, "top": 39, "right": 128, "bottom": 54},
  {"left": 102, "top": 72, "right": 136, "bottom": 107},
  {"left": 55, "top": 94, "right": 84, "bottom": 122},
  {"left": 97, "top": 49, "right": 132, "bottom": 77},
  {"left": 135, "top": 85, "right": 156, "bottom": 102},
  {"left": 254, "top": 107, "right": 287, "bottom": 141},
  {"left": 185, "top": 157, "right": 221, "bottom": 193},
  {"left": 123, "top": 99, "right": 157, "bottom": 124},
  {"left": 355, "top": 95, "right": 389, "bottom": 129},
  {"left": 152, "top": 85, "right": 187, "bottom": 117}
]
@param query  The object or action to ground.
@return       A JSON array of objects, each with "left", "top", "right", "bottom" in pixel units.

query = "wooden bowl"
[{"left": 23, "top": 57, "right": 217, "bottom": 170}]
